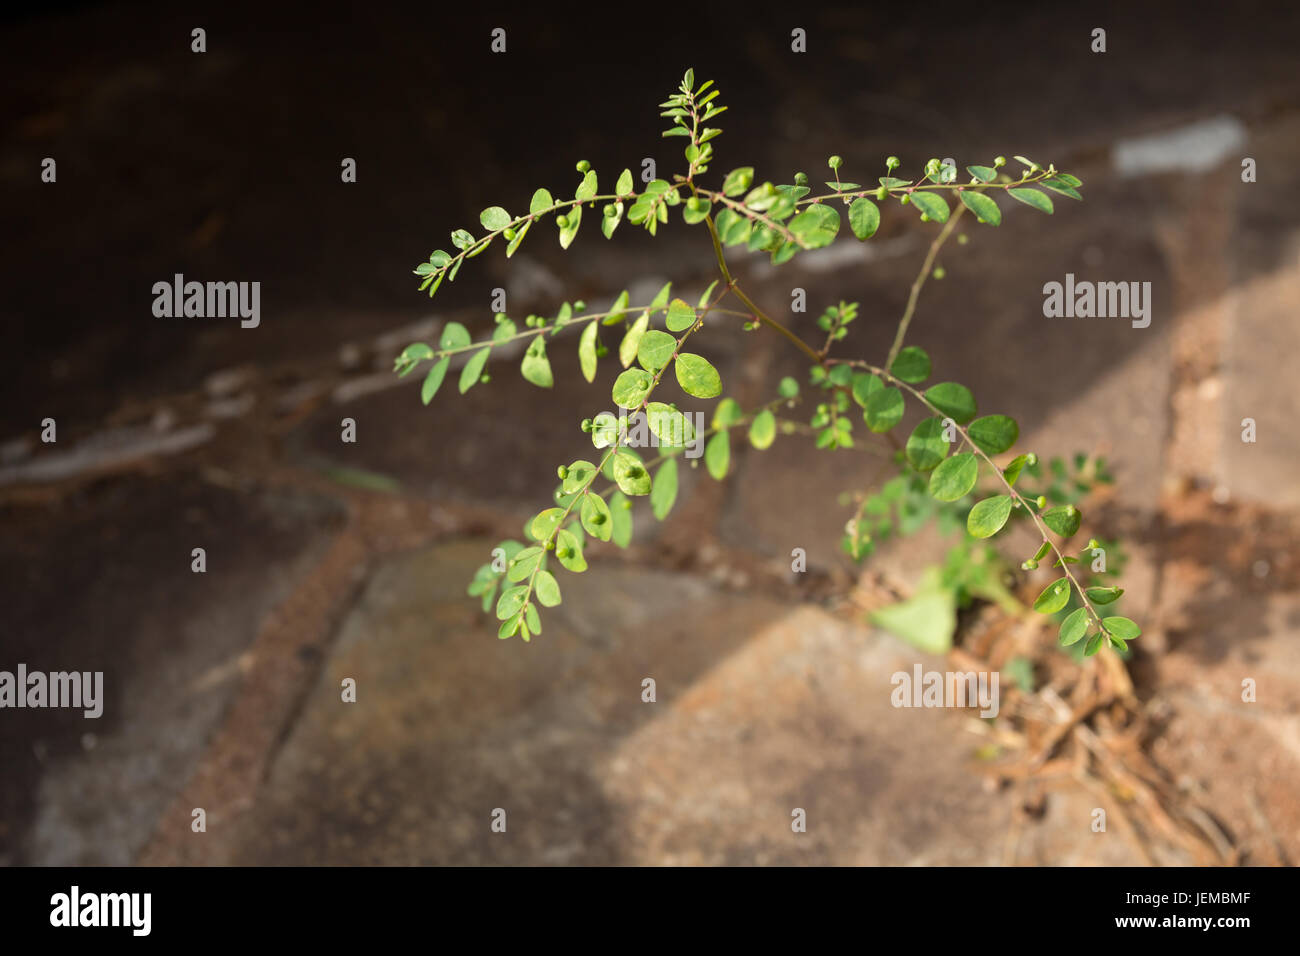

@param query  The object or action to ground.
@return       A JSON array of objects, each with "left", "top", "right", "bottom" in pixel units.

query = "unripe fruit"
[
  {"left": 886, "top": 156, "right": 900, "bottom": 170},
  {"left": 576, "top": 160, "right": 591, "bottom": 173},
  {"left": 828, "top": 155, "right": 843, "bottom": 170},
  {"left": 556, "top": 215, "right": 569, "bottom": 227},
  {"left": 580, "top": 418, "right": 593, "bottom": 432},
  {"left": 503, "top": 227, "right": 516, "bottom": 240},
  {"left": 557, "top": 465, "right": 569, "bottom": 479},
  {"left": 876, "top": 186, "right": 888, "bottom": 201},
  {"left": 1036, "top": 495, "right": 1047, "bottom": 509},
  {"left": 994, "top": 156, "right": 1007, "bottom": 168}
]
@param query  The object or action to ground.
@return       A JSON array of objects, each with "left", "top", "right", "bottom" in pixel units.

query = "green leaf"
[
  {"left": 923, "top": 382, "right": 976, "bottom": 424},
  {"left": 1058, "top": 607, "right": 1089, "bottom": 646},
  {"left": 1102, "top": 616, "right": 1140, "bottom": 640},
  {"left": 787, "top": 204, "right": 840, "bottom": 248},
  {"left": 697, "top": 280, "right": 718, "bottom": 309},
  {"left": 959, "top": 190, "right": 1001, "bottom": 226},
  {"left": 521, "top": 338, "right": 553, "bottom": 388},
  {"left": 529, "top": 508, "right": 565, "bottom": 541},
  {"left": 929, "top": 452, "right": 978, "bottom": 501},
  {"left": 525, "top": 603, "right": 541, "bottom": 636},
  {"left": 645, "top": 402, "right": 695, "bottom": 446},
  {"left": 400, "top": 343, "right": 434, "bottom": 363},
  {"left": 968, "top": 415, "right": 1019, "bottom": 455},
  {"left": 749, "top": 409, "right": 776, "bottom": 449},
  {"left": 439, "top": 322, "right": 471, "bottom": 350},
  {"left": 851, "top": 372, "right": 883, "bottom": 408},
  {"left": 558, "top": 203, "right": 582, "bottom": 249},
  {"left": 1084, "top": 632, "right": 1105, "bottom": 656},
  {"left": 1042, "top": 505, "right": 1081, "bottom": 537},
  {"left": 556, "top": 529, "right": 587, "bottom": 572},
  {"left": 1040, "top": 176, "right": 1083, "bottom": 201},
  {"left": 616, "top": 168, "right": 634, "bottom": 196},
  {"left": 712, "top": 397, "right": 743, "bottom": 429},
  {"left": 908, "top": 191, "right": 949, "bottom": 223},
  {"left": 496, "top": 585, "right": 528, "bottom": 621},
  {"left": 506, "top": 546, "right": 543, "bottom": 583},
  {"left": 675, "top": 353, "right": 722, "bottom": 398},
  {"left": 637, "top": 329, "right": 677, "bottom": 372},
  {"left": 561, "top": 461, "right": 597, "bottom": 495},
  {"left": 421, "top": 357, "right": 450, "bottom": 405},
  {"left": 575, "top": 169, "right": 597, "bottom": 202},
  {"left": 458, "top": 347, "right": 489, "bottom": 393},
  {"left": 580, "top": 492, "right": 612, "bottom": 541},
  {"left": 683, "top": 196, "right": 711, "bottom": 224},
  {"left": 534, "top": 570, "right": 561, "bottom": 607},
  {"left": 530, "top": 188, "right": 553, "bottom": 215},
  {"left": 1085, "top": 586, "right": 1124, "bottom": 605},
  {"left": 589, "top": 411, "right": 619, "bottom": 449},
  {"left": 864, "top": 386, "right": 905, "bottom": 433},
  {"left": 905, "top": 417, "right": 950, "bottom": 471},
  {"left": 1033, "top": 577, "right": 1072, "bottom": 614},
  {"left": 619, "top": 311, "right": 649, "bottom": 368},
  {"left": 578, "top": 322, "right": 599, "bottom": 383},
  {"left": 1008, "top": 188, "right": 1054, "bottom": 214},
  {"left": 705, "top": 430, "right": 729, "bottom": 479},
  {"left": 608, "top": 490, "right": 633, "bottom": 547},
  {"left": 966, "top": 165, "right": 997, "bottom": 183},
  {"left": 722, "top": 167, "right": 754, "bottom": 198},
  {"left": 666, "top": 298, "right": 696, "bottom": 332},
  {"left": 1002, "top": 454, "right": 1031, "bottom": 486},
  {"left": 848, "top": 197, "right": 881, "bottom": 240},
  {"left": 650, "top": 456, "right": 678, "bottom": 519},
  {"left": 967, "top": 495, "right": 1013, "bottom": 538},
  {"left": 890, "top": 346, "right": 931, "bottom": 383},
  {"left": 613, "top": 451, "right": 651, "bottom": 496},
  {"left": 870, "top": 586, "right": 957, "bottom": 654},
  {"left": 612, "top": 368, "right": 653, "bottom": 409},
  {"left": 480, "top": 206, "right": 511, "bottom": 231}
]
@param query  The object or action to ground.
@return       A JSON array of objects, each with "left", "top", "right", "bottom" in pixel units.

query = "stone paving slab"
[{"left": 220, "top": 539, "right": 1148, "bottom": 866}]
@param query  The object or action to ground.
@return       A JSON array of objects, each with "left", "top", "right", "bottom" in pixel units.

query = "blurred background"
[{"left": 2, "top": 0, "right": 1298, "bottom": 865}]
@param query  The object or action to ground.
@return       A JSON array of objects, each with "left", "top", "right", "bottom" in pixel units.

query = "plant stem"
[
  {"left": 832, "top": 358, "right": 1105, "bottom": 632},
  {"left": 703, "top": 216, "right": 823, "bottom": 365},
  {"left": 885, "top": 204, "right": 965, "bottom": 372}
]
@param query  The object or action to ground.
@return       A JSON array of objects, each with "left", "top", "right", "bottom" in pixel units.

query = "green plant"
[{"left": 397, "top": 68, "right": 1137, "bottom": 657}]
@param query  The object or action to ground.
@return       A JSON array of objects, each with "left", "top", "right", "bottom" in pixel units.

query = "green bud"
[
  {"left": 925, "top": 158, "right": 941, "bottom": 177},
  {"left": 957, "top": 233, "right": 969, "bottom": 244},
  {"left": 580, "top": 418, "right": 593, "bottom": 433},
  {"left": 1026, "top": 453, "right": 1038, "bottom": 466},
  {"left": 794, "top": 171, "right": 808, "bottom": 186},
  {"left": 1021, "top": 559, "right": 1038, "bottom": 571},
  {"left": 1036, "top": 495, "right": 1047, "bottom": 509},
  {"left": 876, "top": 185, "right": 888, "bottom": 201},
  {"left": 557, "top": 465, "right": 569, "bottom": 479},
  {"left": 480, "top": 373, "right": 490, "bottom": 384},
  {"left": 994, "top": 156, "right": 1007, "bottom": 168},
  {"left": 596, "top": 345, "right": 609, "bottom": 358},
  {"left": 900, "top": 194, "right": 910, "bottom": 205},
  {"left": 576, "top": 160, "right": 591, "bottom": 173},
  {"left": 1088, "top": 538, "right": 1100, "bottom": 549},
  {"left": 545, "top": 539, "right": 555, "bottom": 551},
  {"left": 886, "top": 156, "right": 900, "bottom": 170},
  {"left": 828, "top": 155, "right": 843, "bottom": 170},
  {"left": 932, "top": 266, "right": 945, "bottom": 279}
]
